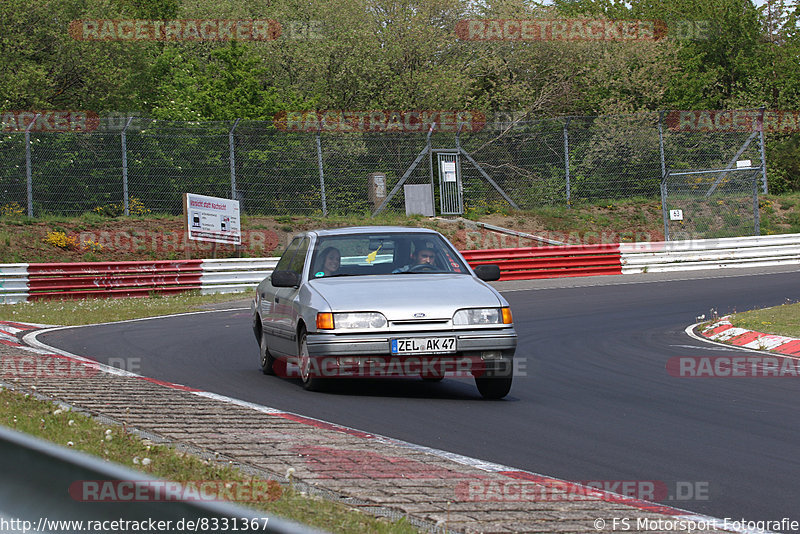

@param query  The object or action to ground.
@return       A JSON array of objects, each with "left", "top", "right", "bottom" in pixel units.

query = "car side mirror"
[
  {"left": 271, "top": 270, "right": 300, "bottom": 288},
  {"left": 473, "top": 264, "right": 501, "bottom": 282}
]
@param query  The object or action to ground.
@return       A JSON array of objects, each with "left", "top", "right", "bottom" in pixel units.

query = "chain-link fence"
[
  {"left": 0, "top": 110, "right": 769, "bottom": 236},
  {"left": 661, "top": 166, "right": 762, "bottom": 240}
]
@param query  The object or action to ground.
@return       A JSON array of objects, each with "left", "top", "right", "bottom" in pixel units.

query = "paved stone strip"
[{"left": 0, "top": 321, "right": 742, "bottom": 534}]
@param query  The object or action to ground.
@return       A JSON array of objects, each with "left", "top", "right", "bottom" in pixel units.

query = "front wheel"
[
  {"left": 475, "top": 376, "right": 512, "bottom": 399},
  {"left": 475, "top": 359, "right": 513, "bottom": 399},
  {"left": 298, "top": 328, "right": 324, "bottom": 391},
  {"left": 259, "top": 331, "right": 276, "bottom": 375}
]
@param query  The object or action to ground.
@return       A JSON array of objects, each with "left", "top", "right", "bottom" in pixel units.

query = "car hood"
[{"left": 308, "top": 274, "right": 504, "bottom": 320}]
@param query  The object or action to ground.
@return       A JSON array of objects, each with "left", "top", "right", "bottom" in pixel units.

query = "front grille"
[{"left": 389, "top": 319, "right": 450, "bottom": 327}]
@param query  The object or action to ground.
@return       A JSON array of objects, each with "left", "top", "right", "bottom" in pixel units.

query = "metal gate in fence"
[
  {"left": 660, "top": 121, "right": 767, "bottom": 241},
  {"left": 436, "top": 152, "right": 463, "bottom": 214}
]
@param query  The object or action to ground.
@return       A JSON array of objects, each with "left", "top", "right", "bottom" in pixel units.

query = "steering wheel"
[{"left": 408, "top": 263, "right": 437, "bottom": 272}]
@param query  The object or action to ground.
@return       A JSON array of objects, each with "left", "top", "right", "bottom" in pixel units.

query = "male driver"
[{"left": 393, "top": 246, "right": 437, "bottom": 273}]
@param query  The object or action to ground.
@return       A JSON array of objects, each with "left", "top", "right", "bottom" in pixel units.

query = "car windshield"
[{"left": 308, "top": 232, "right": 469, "bottom": 280}]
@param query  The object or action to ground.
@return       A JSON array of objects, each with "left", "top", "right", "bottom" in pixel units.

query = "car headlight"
[
  {"left": 317, "top": 312, "right": 388, "bottom": 330},
  {"left": 453, "top": 307, "right": 513, "bottom": 325}
]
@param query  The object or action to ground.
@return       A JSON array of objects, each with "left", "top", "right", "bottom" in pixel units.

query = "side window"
[
  {"left": 275, "top": 237, "right": 302, "bottom": 272},
  {"left": 287, "top": 238, "right": 309, "bottom": 275}
]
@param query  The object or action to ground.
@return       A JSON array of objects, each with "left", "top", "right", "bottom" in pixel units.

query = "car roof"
[{"left": 308, "top": 226, "right": 442, "bottom": 238}]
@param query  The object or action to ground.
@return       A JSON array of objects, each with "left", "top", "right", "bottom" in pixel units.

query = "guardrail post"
[
  {"left": 229, "top": 118, "right": 240, "bottom": 201},
  {"left": 25, "top": 114, "right": 39, "bottom": 217},
  {"left": 121, "top": 116, "right": 133, "bottom": 216}
]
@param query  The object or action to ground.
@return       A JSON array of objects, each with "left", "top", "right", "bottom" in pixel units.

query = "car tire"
[
  {"left": 298, "top": 328, "right": 324, "bottom": 391},
  {"left": 475, "top": 358, "right": 513, "bottom": 399},
  {"left": 259, "top": 331, "right": 277, "bottom": 375},
  {"left": 475, "top": 376, "right": 512, "bottom": 399}
]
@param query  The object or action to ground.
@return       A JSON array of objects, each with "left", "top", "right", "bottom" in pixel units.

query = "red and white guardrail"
[
  {"left": 619, "top": 233, "right": 800, "bottom": 273},
  {"left": 2, "top": 234, "right": 799, "bottom": 302},
  {"left": 0, "top": 258, "right": 277, "bottom": 304},
  {"left": 462, "top": 243, "right": 622, "bottom": 280}
]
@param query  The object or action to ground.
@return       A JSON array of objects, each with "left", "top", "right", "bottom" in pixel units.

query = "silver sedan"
[{"left": 251, "top": 226, "right": 517, "bottom": 399}]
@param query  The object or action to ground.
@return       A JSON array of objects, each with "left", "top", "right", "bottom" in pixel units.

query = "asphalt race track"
[{"left": 41, "top": 267, "right": 800, "bottom": 526}]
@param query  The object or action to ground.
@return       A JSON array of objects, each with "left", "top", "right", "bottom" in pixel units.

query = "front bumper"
[
  {"left": 305, "top": 328, "right": 517, "bottom": 357},
  {"left": 302, "top": 328, "right": 516, "bottom": 378}
]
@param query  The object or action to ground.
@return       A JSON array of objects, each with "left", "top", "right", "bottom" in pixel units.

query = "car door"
[
  {"left": 261, "top": 236, "right": 302, "bottom": 353},
  {"left": 271, "top": 236, "right": 309, "bottom": 356}
]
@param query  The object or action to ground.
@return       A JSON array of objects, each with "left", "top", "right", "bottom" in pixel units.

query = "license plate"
[{"left": 391, "top": 337, "right": 456, "bottom": 354}]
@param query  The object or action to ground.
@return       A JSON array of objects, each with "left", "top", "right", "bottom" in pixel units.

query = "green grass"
[
  {"left": 0, "top": 291, "right": 251, "bottom": 326},
  {"left": 727, "top": 301, "right": 800, "bottom": 338},
  {"left": 0, "top": 388, "right": 418, "bottom": 534}
]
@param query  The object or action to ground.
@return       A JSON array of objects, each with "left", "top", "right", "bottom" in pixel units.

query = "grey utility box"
[{"left": 404, "top": 184, "right": 434, "bottom": 216}]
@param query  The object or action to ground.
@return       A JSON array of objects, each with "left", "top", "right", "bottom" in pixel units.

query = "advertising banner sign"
[{"left": 184, "top": 193, "right": 241, "bottom": 245}]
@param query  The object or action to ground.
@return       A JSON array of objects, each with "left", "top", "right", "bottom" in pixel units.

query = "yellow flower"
[{"left": 44, "top": 231, "right": 79, "bottom": 250}]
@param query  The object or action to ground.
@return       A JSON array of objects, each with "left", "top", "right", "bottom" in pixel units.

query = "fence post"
[
  {"left": 563, "top": 117, "right": 571, "bottom": 208},
  {"left": 121, "top": 117, "right": 133, "bottom": 216},
  {"left": 25, "top": 114, "right": 39, "bottom": 217},
  {"left": 660, "top": 172, "right": 670, "bottom": 242},
  {"left": 658, "top": 111, "right": 666, "bottom": 181},
  {"left": 229, "top": 118, "right": 240, "bottom": 201},
  {"left": 758, "top": 106, "right": 768, "bottom": 194},
  {"left": 432, "top": 125, "right": 443, "bottom": 213},
  {"left": 753, "top": 172, "right": 761, "bottom": 236},
  {"left": 316, "top": 131, "right": 327, "bottom": 216}
]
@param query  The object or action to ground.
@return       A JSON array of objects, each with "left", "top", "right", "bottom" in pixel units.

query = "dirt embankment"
[{"left": 11, "top": 196, "right": 786, "bottom": 263}]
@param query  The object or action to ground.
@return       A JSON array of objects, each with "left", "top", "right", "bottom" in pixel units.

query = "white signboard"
[
  {"left": 669, "top": 209, "right": 684, "bottom": 221},
  {"left": 184, "top": 193, "right": 241, "bottom": 245},
  {"left": 442, "top": 160, "right": 457, "bottom": 182},
  {"left": 736, "top": 159, "right": 752, "bottom": 168}
]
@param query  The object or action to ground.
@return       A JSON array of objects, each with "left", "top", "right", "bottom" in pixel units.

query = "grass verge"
[
  {"left": 0, "top": 387, "right": 418, "bottom": 534},
  {"left": 0, "top": 291, "right": 251, "bottom": 326},
  {"left": 726, "top": 301, "right": 800, "bottom": 338}
]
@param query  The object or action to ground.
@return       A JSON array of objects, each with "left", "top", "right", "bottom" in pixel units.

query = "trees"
[
  {"left": 0, "top": 0, "right": 156, "bottom": 112},
  {"left": 2, "top": 0, "right": 799, "bottom": 208},
  {"left": 150, "top": 42, "right": 303, "bottom": 120}
]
